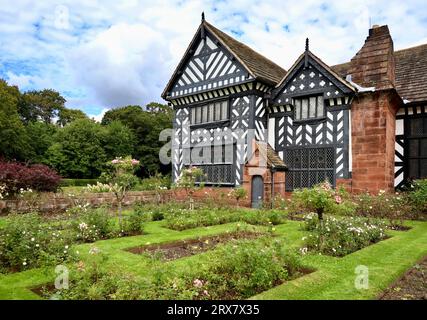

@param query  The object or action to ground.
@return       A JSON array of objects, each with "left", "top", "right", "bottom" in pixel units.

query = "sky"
[{"left": 1, "top": 0, "right": 426, "bottom": 120}]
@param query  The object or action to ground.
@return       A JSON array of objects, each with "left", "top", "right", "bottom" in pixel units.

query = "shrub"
[
  {"left": 121, "top": 210, "right": 145, "bottom": 235},
  {"left": 0, "top": 213, "right": 74, "bottom": 272},
  {"left": 83, "top": 182, "right": 112, "bottom": 193},
  {"left": 0, "top": 184, "right": 7, "bottom": 200},
  {"left": 45, "top": 252, "right": 142, "bottom": 300},
  {"left": 301, "top": 215, "right": 387, "bottom": 257},
  {"left": 151, "top": 209, "right": 165, "bottom": 221},
  {"left": 407, "top": 179, "right": 427, "bottom": 215},
  {"left": 135, "top": 175, "right": 171, "bottom": 191},
  {"left": 227, "top": 187, "right": 248, "bottom": 207},
  {"left": 70, "top": 207, "right": 112, "bottom": 243},
  {"left": 0, "top": 160, "right": 61, "bottom": 196},
  {"left": 353, "top": 190, "right": 413, "bottom": 226},
  {"left": 290, "top": 181, "right": 341, "bottom": 221},
  {"left": 173, "top": 166, "right": 205, "bottom": 210},
  {"left": 60, "top": 179, "right": 98, "bottom": 187}
]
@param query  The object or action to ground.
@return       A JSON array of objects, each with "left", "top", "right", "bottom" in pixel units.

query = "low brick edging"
[
  {"left": 0, "top": 188, "right": 252, "bottom": 214},
  {"left": 0, "top": 191, "right": 173, "bottom": 214}
]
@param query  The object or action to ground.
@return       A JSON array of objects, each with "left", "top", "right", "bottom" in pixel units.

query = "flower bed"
[
  {"left": 300, "top": 214, "right": 388, "bottom": 257},
  {"left": 0, "top": 213, "right": 74, "bottom": 273},
  {"left": 126, "top": 229, "right": 265, "bottom": 261},
  {"left": 0, "top": 207, "right": 145, "bottom": 273},
  {"left": 163, "top": 208, "right": 287, "bottom": 231},
  {"left": 38, "top": 238, "right": 312, "bottom": 300}
]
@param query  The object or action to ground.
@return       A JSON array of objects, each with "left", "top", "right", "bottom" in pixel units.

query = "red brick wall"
[
  {"left": 351, "top": 91, "right": 400, "bottom": 193},
  {"left": 349, "top": 25, "right": 395, "bottom": 90},
  {"left": 172, "top": 187, "right": 251, "bottom": 207},
  {"left": 242, "top": 165, "right": 286, "bottom": 207},
  {"left": 336, "top": 178, "right": 352, "bottom": 192},
  {"left": 0, "top": 188, "right": 254, "bottom": 214}
]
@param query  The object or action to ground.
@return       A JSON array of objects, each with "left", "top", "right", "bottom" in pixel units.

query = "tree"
[
  {"left": 174, "top": 166, "right": 205, "bottom": 210},
  {"left": 0, "top": 80, "right": 31, "bottom": 161},
  {"left": 105, "top": 156, "right": 140, "bottom": 226},
  {"left": 21, "top": 89, "right": 66, "bottom": 124},
  {"left": 101, "top": 103, "right": 173, "bottom": 176},
  {"left": 45, "top": 118, "right": 107, "bottom": 178},
  {"left": 25, "top": 122, "right": 57, "bottom": 163},
  {"left": 102, "top": 121, "right": 136, "bottom": 160},
  {"left": 57, "top": 108, "right": 87, "bottom": 127},
  {"left": 101, "top": 105, "right": 143, "bottom": 126}
]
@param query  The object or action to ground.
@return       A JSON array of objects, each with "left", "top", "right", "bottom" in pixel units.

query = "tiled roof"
[
  {"left": 331, "top": 44, "right": 427, "bottom": 103},
  {"left": 394, "top": 44, "right": 427, "bottom": 102},
  {"left": 204, "top": 22, "right": 287, "bottom": 86},
  {"left": 265, "top": 143, "right": 287, "bottom": 169},
  {"left": 250, "top": 142, "right": 287, "bottom": 169}
]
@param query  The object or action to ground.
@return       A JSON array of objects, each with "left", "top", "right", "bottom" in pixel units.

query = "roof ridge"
[
  {"left": 203, "top": 21, "right": 286, "bottom": 85},
  {"left": 395, "top": 42, "right": 427, "bottom": 53},
  {"left": 331, "top": 42, "right": 427, "bottom": 68},
  {"left": 204, "top": 21, "right": 287, "bottom": 73}
]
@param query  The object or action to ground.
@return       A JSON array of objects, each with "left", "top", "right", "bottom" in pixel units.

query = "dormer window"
[{"left": 294, "top": 95, "right": 324, "bottom": 121}]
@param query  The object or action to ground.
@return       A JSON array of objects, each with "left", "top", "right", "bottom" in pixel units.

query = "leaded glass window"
[
  {"left": 294, "top": 95, "right": 325, "bottom": 121},
  {"left": 191, "top": 100, "right": 229, "bottom": 124}
]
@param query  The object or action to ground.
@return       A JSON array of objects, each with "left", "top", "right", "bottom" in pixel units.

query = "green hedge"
[{"left": 60, "top": 179, "right": 98, "bottom": 187}]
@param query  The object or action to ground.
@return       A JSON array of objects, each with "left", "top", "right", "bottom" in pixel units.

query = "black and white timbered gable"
[
  {"left": 166, "top": 33, "right": 251, "bottom": 103},
  {"left": 163, "top": 18, "right": 286, "bottom": 186},
  {"left": 269, "top": 45, "right": 355, "bottom": 191}
]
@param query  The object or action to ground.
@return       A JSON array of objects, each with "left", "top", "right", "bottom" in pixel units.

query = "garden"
[{"left": 0, "top": 159, "right": 426, "bottom": 300}]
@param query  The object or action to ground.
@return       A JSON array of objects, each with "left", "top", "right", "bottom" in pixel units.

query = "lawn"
[{"left": 0, "top": 214, "right": 426, "bottom": 300}]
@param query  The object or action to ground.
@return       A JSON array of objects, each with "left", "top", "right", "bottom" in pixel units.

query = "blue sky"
[{"left": 1, "top": 0, "right": 426, "bottom": 120}]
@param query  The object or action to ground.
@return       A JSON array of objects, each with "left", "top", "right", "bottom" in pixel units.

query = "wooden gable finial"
[
  {"left": 304, "top": 38, "right": 309, "bottom": 68},
  {"left": 200, "top": 12, "right": 206, "bottom": 40}
]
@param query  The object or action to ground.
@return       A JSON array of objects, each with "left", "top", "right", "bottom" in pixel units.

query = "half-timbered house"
[{"left": 162, "top": 16, "right": 427, "bottom": 206}]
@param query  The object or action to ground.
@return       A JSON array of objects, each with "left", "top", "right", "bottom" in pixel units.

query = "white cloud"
[
  {"left": 0, "top": 0, "right": 426, "bottom": 115},
  {"left": 88, "top": 107, "right": 110, "bottom": 123}
]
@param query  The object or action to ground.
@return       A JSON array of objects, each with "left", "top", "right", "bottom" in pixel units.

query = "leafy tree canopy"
[
  {"left": 0, "top": 79, "right": 31, "bottom": 161},
  {"left": 21, "top": 89, "right": 66, "bottom": 124}
]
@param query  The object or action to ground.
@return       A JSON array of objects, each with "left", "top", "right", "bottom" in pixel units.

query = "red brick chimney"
[
  {"left": 349, "top": 25, "right": 395, "bottom": 90},
  {"left": 349, "top": 25, "right": 402, "bottom": 194}
]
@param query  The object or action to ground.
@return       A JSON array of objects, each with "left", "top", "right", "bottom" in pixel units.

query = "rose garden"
[{"left": 0, "top": 157, "right": 426, "bottom": 300}]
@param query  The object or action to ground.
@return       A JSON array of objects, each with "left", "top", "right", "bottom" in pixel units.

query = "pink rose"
[{"left": 335, "top": 195, "right": 342, "bottom": 204}]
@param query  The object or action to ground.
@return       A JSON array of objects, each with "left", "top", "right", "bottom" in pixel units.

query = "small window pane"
[
  {"left": 196, "top": 106, "right": 201, "bottom": 124},
  {"left": 421, "top": 139, "right": 427, "bottom": 157},
  {"left": 202, "top": 105, "right": 208, "bottom": 123},
  {"left": 208, "top": 104, "right": 214, "bottom": 122},
  {"left": 301, "top": 98, "right": 308, "bottom": 119},
  {"left": 215, "top": 102, "right": 221, "bottom": 121},
  {"left": 409, "top": 159, "right": 418, "bottom": 178},
  {"left": 409, "top": 140, "right": 419, "bottom": 157},
  {"left": 191, "top": 108, "right": 196, "bottom": 124},
  {"left": 309, "top": 97, "right": 316, "bottom": 118},
  {"left": 221, "top": 101, "right": 228, "bottom": 120},
  {"left": 411, "top": 118, "right": 423, "bottom": 135},
  {"left": 420, "top": 159, "right": 427, "bottom": 178},
  {"left": 317, "top": 96, "right": 324, "bottom": 117},
  {"left": 295, "top": 99, "right": 301, "bottom": 120}
]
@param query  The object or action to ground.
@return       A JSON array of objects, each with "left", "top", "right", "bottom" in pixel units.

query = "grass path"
[
  {"left": 253, "top": 220, "right": 427, "bottom": 299},
  {"left": 0, "top": 219, "right": 426, "bottom": 300}
]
